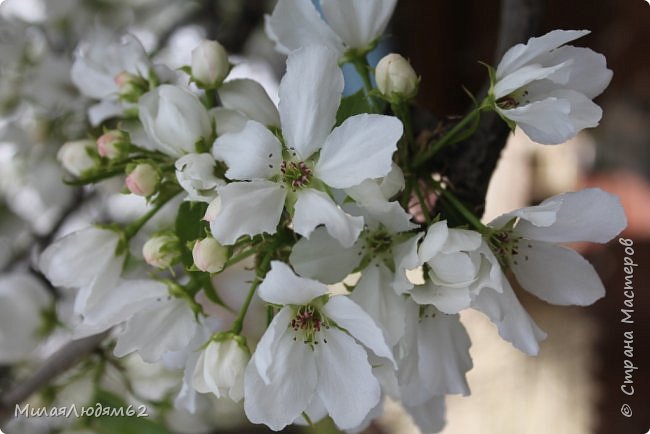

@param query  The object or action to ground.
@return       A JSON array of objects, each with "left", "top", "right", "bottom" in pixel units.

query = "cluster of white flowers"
[{"left": 1, "top": 0, "right": 626, "bottom": 433}]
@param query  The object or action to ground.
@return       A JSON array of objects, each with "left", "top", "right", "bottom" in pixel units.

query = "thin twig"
[{"left": 0, "top": 331, "right": 110, "bottom": 425}]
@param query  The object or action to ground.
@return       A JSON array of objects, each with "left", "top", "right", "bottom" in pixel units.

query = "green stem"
[
  {"left": 428, "top": 178, "right": 486, "bottom": 232},
  {"left": 413, "top": 181, "right": 432, "bottom": 225},
  {"left": 392, "top": 102, "right": 414, "bottom": 167},
  {"left": 124, "top": 191, "right": 180, "bottom": 239},
  {"left": 230, "top": 251, "right": 273, "bottom": 334},
  {"left": 414, "top": 105, "right": 483, "bottom": 167},
  {"left": 223, "top": 247, "right": 258, "bottom": 268},
  {"left": 351, "top": 57, "right": 380, "bottom": 113}
]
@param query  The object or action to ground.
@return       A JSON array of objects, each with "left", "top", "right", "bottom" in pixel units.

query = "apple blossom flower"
[
  {"left": 244, "top": 261, "right": 395, "bottom": 431},
  {"left": 191, "top": 337, "right": 249, "bottom": 401},
  {"left": 218, "top": 79, "right": 280, "bottom": 128},
  {"left": 73, "top": 279, "right": 198, "bottom": 362},
  {"left": 175, "top": 153, "right": 224, "bottom": 203},
  {"left": 191, "top": 40, "right": 230, "bottom": 89},
  {"left": 0, "top": 273, "right": 53, "bottom": 363},
  {"left": 491, "top": 29, "right": 613, "bottom": 144},
  {"left": 139, "top": 85, "right": 213, "bottom": 157},
  {"left": 488, "top": 188, "right": 626, "bottom": 307},
  {"left": 266, "top": 0, "right": 397, "bottom": 58},
  {"left": 409, "top": 221, "right": 505, "bottom": 314},
  {"left": 211, "top": 45, "right": 402, "bottom": 247}
]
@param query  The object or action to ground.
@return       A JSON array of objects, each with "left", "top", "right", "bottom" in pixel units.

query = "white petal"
[
  {"left": 323, "top": 296, "right": 395, "bottom": 366},
  {"left": 289, "top": 227, "right": 362, "bottom": 284},
  {"left": 265, "top": 0, "right": 344, "bottom": 56},
  {"left": 410, "top": 282, "right": 471, "bottom": 314},
  {"left": 258, "top": 261, "right": 329, "bottom": 306},
  {"left": 211, "top": 107, "right": 248, "bottom": 136},
  {"left": 498, "top": 96, "right": 576, "bottom": 145},
  {"left": 278, "top": 45, "right": 343, "bottom": 160},
  {"left": 321, "top": 0, "right": 397, "bottom": 49},
  {"left": 293, "top": 189, "right": 364, "bottom": 248},
  {"left": 73, "top": 253, "right": 124, "bottom": 316},
  {"left": 210, "top": 180, "right": 286, "bottom": 245},
  {"left": 417, "top": 313, "right": 472, "bottom": 395},
  {"left": 88, "top": 100, "right": 123, "bottom": 126},
  {"left": 39, "top": 227, "right": 121, "bottom": 289},
  {"left": 244, "top": 331, "right": 317, "bottom": 431},
  {"left": 219, "top": 79, "right": 280, "bottom": 127},
  {"left": 79, "top": 279, "right": 167, "bottom": 332},
  {"left": 316, "top": 114, "right": 402, "bottom": 189},
  {"left": 114, "top": 298, "right": 197, "bottom": 362},
  {"left": 513, "top": 188, "right": 626, "bottom": 243},
  {"left": 316, "top": 329, "right": 381, "bottom": 430},
  {"left": 391, "top": 233, "right": 423, "bottom": 294},
  {"left": 511, "top": 240, "right": 606, "bottom": 306},
  {"left": 404, "top": 396, "right": 447, "bottom": 434},
  {"left": 212, "top": 120, "right": 282, "bottom": 181},
  {"left": 441, "top": 228, "right": 483, "bottom": 254},
  {"left": 472, "top": 281, "right": 547, "bottom": 355},
  {"left": 253, "top": 306, "right": 293, "bottom": 383},
  {"left": 538, "top": 45, "right": 612, "bottom": 99},
  {"left": 489, "top": 198, "right": 561, "bottom": 230},
  {"left": 494, "top": 60, "right": 572, "bottom": 99},
  {"left": 496, "top": 29, "right": 590, "bottom": 78},
  {"left": 350, "top": 263, "right": 408, "bottom": 345},
  {"left": 428, "top": 252, "right": 480, "bottom": 288},
  {"left": 418, "top": 221, "right": 449, "bottom": 263}
]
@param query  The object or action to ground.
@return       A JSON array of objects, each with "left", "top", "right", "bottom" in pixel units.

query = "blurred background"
[{"left": 0, "top": 0, "right": 648, "bottom": 433}]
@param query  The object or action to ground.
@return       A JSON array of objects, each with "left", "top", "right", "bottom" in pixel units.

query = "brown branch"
[
  {"left": 0, "top": 331, "right": 109, "bottom": 426},
  {"left": 433, "top": 0, "right": 544, "bottom": 218}
]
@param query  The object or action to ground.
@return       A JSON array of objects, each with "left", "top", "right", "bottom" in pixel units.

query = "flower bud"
[
  {"left": 114, "top": 71, "right": 148, "bottom": 103},
  {"left": 142, "top": 233, "right": 180, "bottom": 269},
  {"left": 191, "top": 40, "right": 230, "bottom": 89},
  {"left": 57, "top": 140, "right": 96, "bottom": 177},
  {"left": 375, "top": 53, "right": 418, "bottom": 100},
  {"left": 192, "top": 237, "right": 227, "bottom": 273},
  {"left": 97, "top": 130, "right": 129, "bottom": 159},
  {"left": 125, "top": 163, "right": 159, "bottom": 197},
  {"left": 191, "top": 337, "right": 249, "bottom": 401}
]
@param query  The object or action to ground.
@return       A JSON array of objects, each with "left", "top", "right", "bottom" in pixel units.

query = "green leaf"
[
  {"left": 335, "top": 89, "right": 371, "bottom": 126},
  {"left": 175, "top": 201, "right": 208, "bottom": 244}
]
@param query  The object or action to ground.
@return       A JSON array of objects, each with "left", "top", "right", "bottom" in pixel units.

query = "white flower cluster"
[{"left": 1, "top": 0, "right": 626, "bottom": 433}]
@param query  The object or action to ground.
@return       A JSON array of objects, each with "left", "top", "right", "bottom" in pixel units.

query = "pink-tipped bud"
[
  {"left": 125, "top": 163, "right": 159, "bottom": 197},
  {"left": 114, "top": 71, "right": 147, "bottom": 102},
  {"left": 96, "top": 130, "right": 128, "bottom": 159},
  {"left": 192, "top": 237, "right": 227, "bottom": 273},
  {"left": 203, "top": 197, "right": 221, "bottom": 222}
]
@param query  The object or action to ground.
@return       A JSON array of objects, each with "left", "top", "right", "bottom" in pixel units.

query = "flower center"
[
  {"left": 281, "top": 160, "right": 312, "bottom": 190},
  {"left": 488, "top": 229, "right": 523, "bottom": 268},
  {"left": 289, "top": 305, "right": 329, "bottom": 346},
  {"left": 496, "top": 89, "right": 530, "bottom": 109},
  {"left": 364, "top": 228, "right": 393, "bottom": 255}
]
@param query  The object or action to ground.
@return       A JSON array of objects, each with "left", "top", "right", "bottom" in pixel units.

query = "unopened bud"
[
  {"left": 97, "top": 130, "right": 129, "bottom": 159},
  {"left": 57, "top": 140, "right": 95, "bottom": 176},
  {"left": 192, "top": 237, "right": 227, "bottom": 273},
  {"left": 375, "top": 53, "right": 418, "bottom": 100},
  {"left": 125, "top": 163, "right": 159, "bottom": 197},
  {"left": 203, "top": 197, "right": 221, "bottom": 222},
  {"left": 191, "top": 40, "right": 230, "bottom": 89},
  {"left": 114, "top": 71, "right": 148, "bottom": 103},
  {"left": 142, "top": 233, "right": 180, "bottom": 269}
]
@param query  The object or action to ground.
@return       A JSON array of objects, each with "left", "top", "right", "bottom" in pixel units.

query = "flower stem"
[
  {"left": 230, "top": 250, "right": 273, "bottom": 334},
  {"left": 124, "top": 190, "right": 180, "bottom": 239},
  {"left": 427, "top": 177, "right": 486, "bottom": 232},
  {"left": 391, "top": 101, "right": 414, "bottom": 166},
  {"left": 414, "top": 104, "right": 485, "bottom": 168},
  {"left": 351, "top": 57, "right": 380, "bottom": 112},
  {"left": 413, "top": 181, "right": 432, "bottom": 225}
]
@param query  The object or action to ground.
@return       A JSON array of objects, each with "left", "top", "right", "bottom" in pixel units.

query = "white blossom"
[
  {"left": 175, "top": 153, "right": 224, "bottom": 203},
  {"left": 492, "top": 29, "right": 612, "bottom": 144},
  {"left": 244, "top": 261, "right": 394, "bottom": 431},
  {"left": 191, "top": 338, "right": 249, "bottom": 401},
  {"left": 211, "top": 45, "right": 402, "bottom": 247}
]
